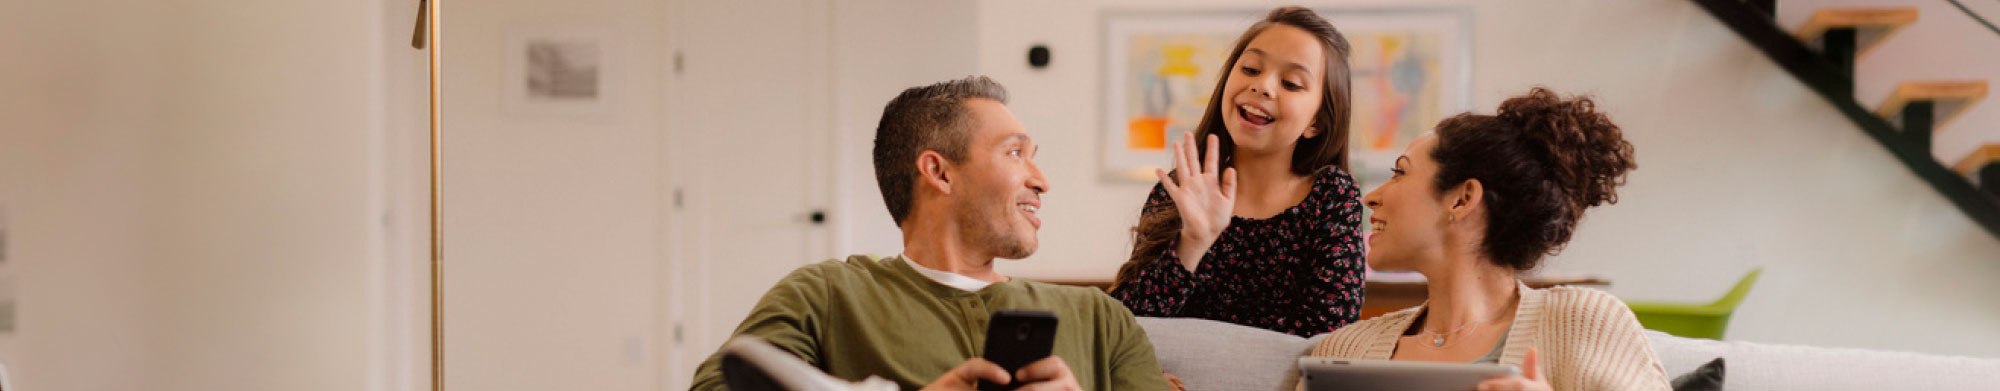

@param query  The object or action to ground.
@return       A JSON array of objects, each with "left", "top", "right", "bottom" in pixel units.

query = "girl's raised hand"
[{"left": 1154, "top": 132, "right": 1237, "bottom": 271}]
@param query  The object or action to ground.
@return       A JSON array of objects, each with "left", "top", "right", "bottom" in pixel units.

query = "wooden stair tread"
[
  {"left": 1876, "top": 80, "right": 1989, "bottom": 130},
  {"left": 1795, "top": 7, "right": 1918, "bottom": 57},
  {"left": 1954, "top": 144, "right": 2000, "bottom": 176}
]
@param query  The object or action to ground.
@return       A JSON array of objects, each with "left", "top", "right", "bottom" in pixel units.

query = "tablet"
[{"left": 1298, "top": 357, "right": 1519, "bottom": 391}]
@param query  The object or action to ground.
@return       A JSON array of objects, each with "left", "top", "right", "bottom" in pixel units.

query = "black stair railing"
[{"left": 1688, "top": 0, "right": 2000, "bottom": 239}]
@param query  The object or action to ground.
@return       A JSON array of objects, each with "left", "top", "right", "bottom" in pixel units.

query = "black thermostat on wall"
[{"left": 1027, "top": 44, "right": 1051, "bottom": 69}]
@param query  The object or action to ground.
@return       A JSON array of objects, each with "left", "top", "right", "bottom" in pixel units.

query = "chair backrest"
[{"left": 1707, "top": 267, "right": 1763, "bottom": 311}]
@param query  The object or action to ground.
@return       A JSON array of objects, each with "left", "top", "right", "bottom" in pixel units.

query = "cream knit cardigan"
[{"left": 1308, "top": 282, "right": 1672, "bottom": 391}]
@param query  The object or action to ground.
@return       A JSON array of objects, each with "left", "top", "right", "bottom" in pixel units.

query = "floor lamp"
[{"left": 412, "top": 1, "right": 444, "bottom": 390}]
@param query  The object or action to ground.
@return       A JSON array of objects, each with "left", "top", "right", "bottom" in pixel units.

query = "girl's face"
[
  {"left": 1361, "top": 133, "right": 1451, "bottom": 271},
  {"left": 1220, "top": 24, "right": 1326, "bottom": 157}
]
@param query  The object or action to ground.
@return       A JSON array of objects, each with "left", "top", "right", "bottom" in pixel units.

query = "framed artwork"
[
  {"left": 1100, "top": 8, "right": 1470, "bottom": 189},
  {"left": 503, "top": 25, "right": 618, "bottom": 118}
]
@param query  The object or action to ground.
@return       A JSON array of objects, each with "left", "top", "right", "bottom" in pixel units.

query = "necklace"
[{"left": 1424, "top": 318, "right": 1487, "bottom": 347}]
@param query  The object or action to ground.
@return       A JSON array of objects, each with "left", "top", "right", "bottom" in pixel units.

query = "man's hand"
[
  {"left": 1008, "top": 356, "right": 1081, "bottom": 391},
  {"left": 919, "top": 357, "right": 1080, "bottom": 391},
  {"left": 920, "top": 358, "right": 1010, "bottom": 391}
]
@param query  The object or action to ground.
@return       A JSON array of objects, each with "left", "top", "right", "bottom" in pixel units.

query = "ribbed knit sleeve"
[{"left": 1536, "top": 287, "right": 1672, "bottom": 391}]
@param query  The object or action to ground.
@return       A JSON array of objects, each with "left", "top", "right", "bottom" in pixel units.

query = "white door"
[{"left": 663, "top": 0, "right": 833, "bottom": 388}]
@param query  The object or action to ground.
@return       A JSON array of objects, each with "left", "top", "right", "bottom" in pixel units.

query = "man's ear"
[
  {"left": 916, "top": 151, "right": 954, "bottom": 195},
  {"left": 1447, "top": 178, "right": 1484, "bottom": 220}
]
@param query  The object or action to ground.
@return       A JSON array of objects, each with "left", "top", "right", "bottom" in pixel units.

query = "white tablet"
[{"left": 1298, "top": 357, "right": 1519, "bottom": 391}]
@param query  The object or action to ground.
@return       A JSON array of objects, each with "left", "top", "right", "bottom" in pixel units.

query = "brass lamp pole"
[{"left": 412, "top": 0, "right": 443, "bottom": 390}]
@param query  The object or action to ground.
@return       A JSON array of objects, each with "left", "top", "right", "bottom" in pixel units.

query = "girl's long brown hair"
[{"left": 1113, "top": 6, "right": 1354, "bottom": 289}]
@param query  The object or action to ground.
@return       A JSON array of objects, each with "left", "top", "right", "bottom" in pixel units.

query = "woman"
[
  {"left": 1109, "top": 6, "right": 1366, "bottom": 338},
  {"left": 1308, "top": 88, "right": 1667, "bottom": 391}
]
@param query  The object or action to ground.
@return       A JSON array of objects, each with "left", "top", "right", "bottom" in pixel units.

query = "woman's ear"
[
  {"left": 1447, "top": 178, "right": 1484, "bottom": 221},
  {"left": 916, "top": 151, "right": 953, "bottom": 195}
]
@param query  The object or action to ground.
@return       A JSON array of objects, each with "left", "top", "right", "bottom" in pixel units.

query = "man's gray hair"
[{"left": 871, "top": 76, "right": 1010, "bottom": 226}]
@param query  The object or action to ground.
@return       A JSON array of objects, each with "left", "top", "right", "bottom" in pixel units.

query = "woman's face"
[
  {"left": 1219, "top": 24, "right": 1325, "bottom": 156},
  {"left": 1361, "top": 132, "right": 1452, "bottom": 271}
]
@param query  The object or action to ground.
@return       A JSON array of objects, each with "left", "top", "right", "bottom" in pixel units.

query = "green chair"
[{"left": 1624, "top": 267, "right": 1761, "bottom": 340}]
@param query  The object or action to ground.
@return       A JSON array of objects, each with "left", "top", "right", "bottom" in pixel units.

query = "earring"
[{"left": 1448, "top": 214, "right": 1455, "bottom": 222}]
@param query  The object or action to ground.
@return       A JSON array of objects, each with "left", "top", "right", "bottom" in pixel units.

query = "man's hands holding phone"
[{"left": 921, "top": 357, "right": 1080, "bottom": 391}]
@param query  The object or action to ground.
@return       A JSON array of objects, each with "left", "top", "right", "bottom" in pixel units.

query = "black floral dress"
[{"left": 1110, "top": 166, "right": 1366, "bottom": 337}]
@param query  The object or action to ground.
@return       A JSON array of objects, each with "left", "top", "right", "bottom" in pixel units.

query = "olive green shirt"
[{"left": 689, "top": 255, "right": 1168, "bottom": 391}]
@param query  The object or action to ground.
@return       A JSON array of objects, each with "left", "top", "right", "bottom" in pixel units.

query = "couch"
[{"left": 1136, "top": 317, "right": 2000, "bottom": 391}]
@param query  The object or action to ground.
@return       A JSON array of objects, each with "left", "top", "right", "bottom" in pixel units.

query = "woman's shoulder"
[
  {"left": 1348, "top": 306, "right": 1421, "bottom": 332},
  {"left": 1529, "top": 285, "right": 1644, "bottom": 327},
  {"left": 1310, "top": 306, "right": 1418, "bottom": 356},
  {"left": 1538, "top": 285, "right": 1628, "bottom": 310}
]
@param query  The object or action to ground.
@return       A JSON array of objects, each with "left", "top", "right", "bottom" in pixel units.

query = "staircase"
[{"left": 1691, "top": 0, "right": 2000, "bottom": 238}]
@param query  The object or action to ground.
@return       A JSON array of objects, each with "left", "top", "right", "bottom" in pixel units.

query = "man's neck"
[{"left": 900, "top": 218, "right": 1008, "bottom": 283}]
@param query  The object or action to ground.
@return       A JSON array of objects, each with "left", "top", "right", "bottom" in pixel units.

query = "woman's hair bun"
[
  {"left": 1431, "top": 87, "right": 1636, "bottom": 271},
  {"left": 1495, "top": 87, "right": 1636, "bottom": 211}
]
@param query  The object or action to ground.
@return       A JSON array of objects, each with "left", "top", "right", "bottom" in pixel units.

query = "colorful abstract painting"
[{"left": 1101, "top": 10, "right": 1468, "bottom": 188}]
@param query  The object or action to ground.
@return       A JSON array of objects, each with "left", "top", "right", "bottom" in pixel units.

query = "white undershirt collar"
[{"left": 901, "top": 254, "right": 994, "bottom": 292}]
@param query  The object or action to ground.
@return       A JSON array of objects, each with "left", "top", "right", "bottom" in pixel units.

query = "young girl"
[{"left": 1109, "top": 6, "right": 1365, "bottom": 338}]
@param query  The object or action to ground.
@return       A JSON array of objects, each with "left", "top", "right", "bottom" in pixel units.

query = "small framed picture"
[{"left": 503, "top": 25, "right": 618, "bottom": 118}]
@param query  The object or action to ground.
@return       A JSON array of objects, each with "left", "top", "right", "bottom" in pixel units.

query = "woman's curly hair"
[{"left": 1430, "top": 87, "right": 1637, "bottom": 271}]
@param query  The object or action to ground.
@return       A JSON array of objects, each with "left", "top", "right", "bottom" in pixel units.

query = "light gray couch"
[{"left": 1136, "top": 317, "right": 2000, "bottom": 391}]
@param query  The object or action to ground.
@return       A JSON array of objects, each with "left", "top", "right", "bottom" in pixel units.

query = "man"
[{"left": 688, "top": 76, "right": 1168, "bottom": 391}]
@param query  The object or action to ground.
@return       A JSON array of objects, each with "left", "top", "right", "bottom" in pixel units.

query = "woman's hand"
[
  {"left": 1475, "top": 348, "right": 1553, "bottom": 391},
  {"left": 1154, "top": 132, "right": 1237, "bottom": 272}
]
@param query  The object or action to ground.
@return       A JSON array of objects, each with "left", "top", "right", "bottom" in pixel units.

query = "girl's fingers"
[
  {"left": 1183, "top": 132, "right": 1200, "bottom": 174},
  {"left": 1204, "top": 134, "right": 1222, "bottom": 177},
  {"left": 1155, "top": 169, "right": 1181, "bottom": 193},
  {"left": 1183, "top": 133, "right": 1199, "bottom": 180},
  {"left": 1173, "top": 137, "right": 1193, "bottom": 186},
  {"left": 1221, "top": 167, "right": 1237, "bottom": 198}
]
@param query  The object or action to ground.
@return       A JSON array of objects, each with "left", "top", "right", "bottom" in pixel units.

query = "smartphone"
[{"left": 977, "top": 309, "right": 1059, "bottom": 391}]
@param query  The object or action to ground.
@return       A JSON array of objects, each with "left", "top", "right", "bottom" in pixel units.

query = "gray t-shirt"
[{"left": 1472, "top": 331, "right": 1510, "bottom": 364}]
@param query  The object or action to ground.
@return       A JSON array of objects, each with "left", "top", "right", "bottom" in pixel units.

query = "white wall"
[
  {"left": 0, "top": 0, "right": 414, "bottom": 390},
  {"left": 970, "top": 0, "right": 2000, "bottom": 357},
  {"left": 438, "top": 0, "right": 670, "bottom": 390},
  {"left": 831, "top": 1, "right": 984, "bottom": 260}
]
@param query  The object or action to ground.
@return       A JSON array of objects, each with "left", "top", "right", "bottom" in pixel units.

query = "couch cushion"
[
  {"left": 1646, "top": 330, "right": 2000, "bottom": 390},
  {"left": 1137, "top": 317, "right": 1317, "bottom": 391}
]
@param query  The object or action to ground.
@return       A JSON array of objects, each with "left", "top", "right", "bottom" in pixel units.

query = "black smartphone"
[{"left": 978, "top": 309, "right": 1059, "bottom": 391}]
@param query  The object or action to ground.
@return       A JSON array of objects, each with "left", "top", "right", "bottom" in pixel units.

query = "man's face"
[{"left": 949, "top": 98, "right": 1049, "bottom": 260}]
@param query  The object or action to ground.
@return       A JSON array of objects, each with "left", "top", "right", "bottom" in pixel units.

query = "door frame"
[{"left": 657, "top": 0, "right": 838, "bottom": 388}]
